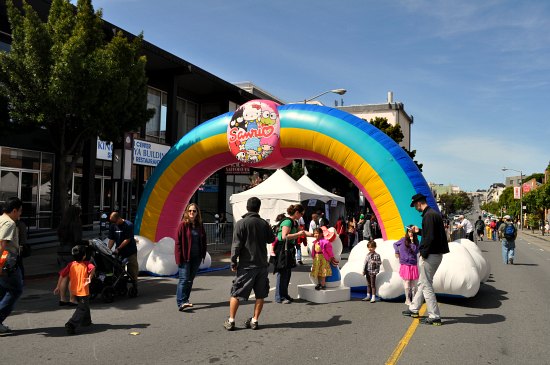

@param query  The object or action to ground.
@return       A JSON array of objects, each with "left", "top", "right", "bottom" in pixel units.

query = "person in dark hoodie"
[
  {"left": 402, "top": 193, "right": 449, "bottom": 326},
  {"left": 224, "top": 197, "right": 274, "bottom": 331}
]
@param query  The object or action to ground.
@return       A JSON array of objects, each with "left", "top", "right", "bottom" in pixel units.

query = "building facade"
[
  {"left": 336, "top": 92, "right": 413, "bottom": 151},
  {"left": 0, "top": 0, "right": 269, "bottom": 228}
]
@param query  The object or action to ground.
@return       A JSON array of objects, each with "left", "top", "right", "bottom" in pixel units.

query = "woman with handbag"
[{"left": 274, "top": 204, "right": 312, "bottom": 304}]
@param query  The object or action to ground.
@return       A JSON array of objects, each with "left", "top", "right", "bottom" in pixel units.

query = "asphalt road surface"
[{"left": 2, "top": 231, "right": 550, "bottom": 364}]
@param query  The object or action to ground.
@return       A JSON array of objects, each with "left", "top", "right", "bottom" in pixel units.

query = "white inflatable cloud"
[
  {"left": 134, "top": 235, "right": 212, "bottom": 276},
  {"left": 341, "top": 238, "right": 488, "bottom": 299}
]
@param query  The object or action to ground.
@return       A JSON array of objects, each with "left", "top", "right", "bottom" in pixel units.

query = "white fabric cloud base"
[{"left": 340, "top": 238, "right": 489, "bottom": 299}]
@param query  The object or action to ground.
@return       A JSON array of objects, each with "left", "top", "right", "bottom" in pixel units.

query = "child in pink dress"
[{"left": 310, "top": 228, "right": 339, "bottom": 290}]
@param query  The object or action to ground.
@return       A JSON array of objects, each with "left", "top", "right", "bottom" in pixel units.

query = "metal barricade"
[
  {"left": 450, "top": 227, "right": 466, "bottom": 241},
  {"left": 203, "top": 222, "right": 233, "bottom": 251}
]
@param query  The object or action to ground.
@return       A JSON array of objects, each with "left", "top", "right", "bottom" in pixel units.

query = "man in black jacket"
[
  {"left": 402, "top": 193, "right": 449, "bottom": 326},
  {"left": 224, "top": 197, "right": 275, "bottom": 331}
]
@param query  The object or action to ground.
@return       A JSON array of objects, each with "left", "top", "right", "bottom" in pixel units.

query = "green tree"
[
  {"left": 439, "top": 192, "right": 473, "bottom": 214},
  {"left": 0, "top": 0, "right": 152, "bottom": 212}
]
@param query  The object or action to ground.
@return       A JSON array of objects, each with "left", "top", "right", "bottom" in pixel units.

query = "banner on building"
[
  {"left": 133, "top": 139, "right": 170, "bottom": 167},
  {"left": 522, "top": 184, "right": 531, "bottom": 193},
  {"left": 514, "top": 186, "right": 521, "bottom": 199}
]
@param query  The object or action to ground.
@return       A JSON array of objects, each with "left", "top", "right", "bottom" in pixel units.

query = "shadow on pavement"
[
  {"left": 509, "top": 263, "right": 538, "bottom": 266},
  {"left": 441, "top": 313, "right": 506, "bottom": 326},
  {"left": 17, "top": 278, "right": 178, "bottom": 314},
  {"left": 439, "top": 282, "right": 508, "bottom": 310},
  {"left": 260, "top": 315, "right": 351, "bottom": 329},
  {"left": 8, "top": 323, "right": 150, "bottom": 337}
]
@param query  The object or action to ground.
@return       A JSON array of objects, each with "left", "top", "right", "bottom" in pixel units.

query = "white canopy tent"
[
  {"left": 298, "top": 174, "right": 346, "bottom": 225},
  {"left": 230, "top": 169, "right": 333, "bottom": 225}
]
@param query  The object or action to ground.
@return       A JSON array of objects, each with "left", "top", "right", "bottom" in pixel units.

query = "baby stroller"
[{"left": 88, "top": 238, "right": 138, "bottom": 303}]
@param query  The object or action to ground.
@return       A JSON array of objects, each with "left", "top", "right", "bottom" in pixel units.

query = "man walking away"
[
  {"left": 498, "top": 215, "right": 517, "bottom": 265},
  {"left": 402, "top": 193, "right": 449, "bottom": 326},
  {"left": 224, "top": 197, "right": 275, "bottom": 331},
  {"left": 474, "top": 216, "right": 485, "bottom": 241}
]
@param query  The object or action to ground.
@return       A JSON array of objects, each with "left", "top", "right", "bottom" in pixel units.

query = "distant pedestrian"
[
  {"left": 224, "top": 197, "right": 274, "bottom": 331},
  {"left": 457, "top": 215, "right": 474, "bottom": 241},
  {"left": 0, "top": 197, "right": 23, "bottom": 334},
  {"left": 393, "top": 226, "right": 420, "bottom": 305},
  {"left": 402, "top": 193, "right": 449, "bottom": 326},
  {"left": 347, "top": 216, "right": 357, "bottom": 248},
  {"left": 175, "top": 203, "right": 207, "bottom": 311},
  {"left": 362, "top": 239, "right": 381, "bottom": 303},
  {"left": 61, "top": 245, "right": 95, "bottom": 335},
  {"left": 296, "top": 215, "right": 306, "bottom": 265},
  {"left": 308, "top": 213, "right": 320, "bottom": 233},
  {"left": 356, "top": 214, "right": 365, "bottom": 242},
  {"left": 363, "top": 214, "right": 372, "bottom": 241},
  {"left": 474, "top": 216, "right": 485, "bottom": 241},
  {"left": 498, "top": 215, "right": 517, "bottom": 265},
  {"left": 490, "top": 219, "right": 497, "bottom": 241}
]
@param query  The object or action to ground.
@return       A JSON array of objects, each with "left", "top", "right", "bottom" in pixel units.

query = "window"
[
  {"left": 146, "top": 87, "right": 167, "bottom": 144},
  {"left": 176, "top": 97, "right": 198, "bottom": 139}
]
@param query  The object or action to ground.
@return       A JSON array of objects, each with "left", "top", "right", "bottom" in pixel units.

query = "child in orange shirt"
[{"left": 55, "top": 245, "right": 95, "bottom": 335}]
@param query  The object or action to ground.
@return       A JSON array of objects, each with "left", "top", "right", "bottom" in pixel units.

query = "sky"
[{"left": 91, "top": 0, "right": 550, "bottom": 191}]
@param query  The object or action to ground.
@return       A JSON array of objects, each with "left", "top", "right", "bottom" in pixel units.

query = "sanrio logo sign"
[{"left": 227, "top": 100, "right": 281, "bottom": 164}]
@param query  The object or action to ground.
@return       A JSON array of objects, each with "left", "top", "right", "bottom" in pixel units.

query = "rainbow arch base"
[{"left": 134, "top": 103, "right": 438, "bottom": 242}]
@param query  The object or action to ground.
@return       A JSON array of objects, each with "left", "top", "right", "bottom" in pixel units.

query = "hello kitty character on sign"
[{"left": 227, "top": 100, "right": 280, "bottom": 164}]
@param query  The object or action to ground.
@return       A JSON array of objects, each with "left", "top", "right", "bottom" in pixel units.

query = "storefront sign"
[
  {"left": 225, "top": 163, "right": 251, "bottom": 175},
  {"left": 133, "top": 139, "right": 170, "bottom": 167},
  {"left": 96, "top": 138, "right": 113, "bottom": 161}
]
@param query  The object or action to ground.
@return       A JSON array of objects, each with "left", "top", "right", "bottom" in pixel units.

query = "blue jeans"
[
  {"left": 502, "top": 240, "right": 515, "bottom": 263},
  {"left": 176, "top": 256, "right": 202, "bottom": 307},
  {"left": 275, "top": 268, "right": 292, "bottom": 302},
  {"left": 0, "top": 267, "right": 23, "bottom": 324},
  {"left": 296, "top": 244, "right": 302, "bottom": 262}
]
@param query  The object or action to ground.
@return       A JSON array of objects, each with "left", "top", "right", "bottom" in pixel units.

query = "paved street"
[{"left": 2, "top": 229, "right": 550, "bottom": 364}]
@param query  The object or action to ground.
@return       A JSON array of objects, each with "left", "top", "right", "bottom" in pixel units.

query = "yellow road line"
[{"left": 385, "top": 304, "right": 427, "bottom": 365}]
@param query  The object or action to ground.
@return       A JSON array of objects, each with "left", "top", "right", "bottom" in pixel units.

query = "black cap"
[{"left": 410, "top": 193, "right": 427, "bottom": 207}]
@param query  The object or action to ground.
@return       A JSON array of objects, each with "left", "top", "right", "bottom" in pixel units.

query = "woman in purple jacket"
[
  {"left": 175, "top": 203, "right": 207, "bottom": 311},
  {"left": 393, "top": 226, "right": 420, "bottom": 305}
]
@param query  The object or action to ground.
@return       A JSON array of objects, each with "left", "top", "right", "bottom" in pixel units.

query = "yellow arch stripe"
[
  {"left": 139, "top": 134, "right": 229, "bottom": 239},
  {"left": 281, "top": 128, "right": 404, "bottom": 239}
]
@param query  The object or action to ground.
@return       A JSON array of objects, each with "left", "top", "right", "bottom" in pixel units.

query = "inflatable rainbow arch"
[{"left": 135, "top": 102, "right": 437, "bottom": 242}]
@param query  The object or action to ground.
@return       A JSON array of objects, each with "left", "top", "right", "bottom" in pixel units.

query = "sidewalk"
[{"left": 23, "top": 237, "right": 233, "bottom": 280}]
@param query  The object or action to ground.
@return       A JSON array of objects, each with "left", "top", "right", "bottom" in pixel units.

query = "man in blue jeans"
[
  {"left": 402, "top": 193, "right": 449, "bottom": 326},
  {"left": 498, "top": 215, "right": 517, "bottom": 264},
  {"left": 0, "top": 197, "right": 23, "bottom": 333}
]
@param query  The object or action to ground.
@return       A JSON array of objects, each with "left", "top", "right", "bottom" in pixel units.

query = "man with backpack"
[{"left": 498, "top": 215, "right": 517, "bottom": 265}]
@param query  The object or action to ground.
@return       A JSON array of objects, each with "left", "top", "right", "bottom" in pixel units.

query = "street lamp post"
[
  {"left": 301, "top": 89, "right": 347, "bottom": 169},
  {"left": 502, "top": 167, "right": 523, "bottom": 230}
]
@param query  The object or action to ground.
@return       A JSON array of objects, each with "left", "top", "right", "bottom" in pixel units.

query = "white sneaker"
[
  {"left": 0, "top": 323, "right": 12, "bottom": 333},
  {"left": 370, "top": 296, "right": 376, "bottom": 303},
  {"left": 362, "top": 295, "right": 371, "bottom": 301}
]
